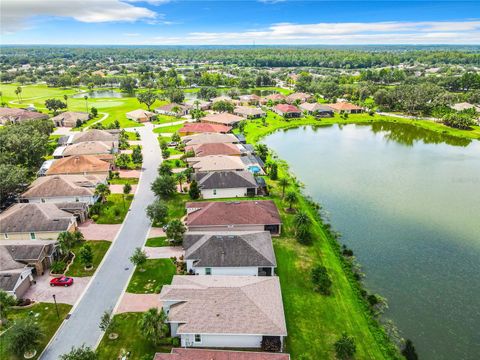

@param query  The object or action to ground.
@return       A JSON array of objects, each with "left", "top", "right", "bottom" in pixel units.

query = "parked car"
[{"left": 50, "top": 276, "right": 74, "bottom": 287}]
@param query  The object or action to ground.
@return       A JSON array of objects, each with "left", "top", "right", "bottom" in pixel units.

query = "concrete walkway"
[
  {"left": 144, "top": 246, "right": 183, "bottom": 259},
  {"left": 40, "top": 123, "right": 162, "bottom": 359}
]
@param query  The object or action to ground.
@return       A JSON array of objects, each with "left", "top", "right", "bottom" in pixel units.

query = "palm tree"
[
  {"left": 63, "top": 94, "right": 68, "bottom": 109},
  {"left": 171, "top": 105, "right": 182, "bottom": 119},
  {"left": 285, "top": 190, "right": 298, "bottom": 211},
  {"left": 0, "top": 290, "right": 17, "bottom": 325},
  {"left": 0, "top": 91, "right": 3, "bottom": 106},
  {"left": 176, "top": 172, "right": 186, "bottom": 192},
  {"left": 95, "top": 183, "right": 111, "bottom": 203},
  {"left": 294, "top": 210, "right": 311, "bottom": 229},
  {"left": 57, "top": 231, "right": 76, "bottom": 256},
  {"left": 14, "top": 87, "right": 22, "bottom": 103},
  {"left": 278, "top": 177, "right": 289, "bottom": 198},
  {"left": 84, "top": 95, "right": 89, "bottom": 113},
  {"left": 7, "top": 318, "right": 44, "bottom": 358},
  {"left": 138, "top": 308, "right": 169, "bottom": 345}
]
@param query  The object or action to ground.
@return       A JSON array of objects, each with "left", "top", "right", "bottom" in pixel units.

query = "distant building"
[
  {"left": 0, "top": 108, "right": 49, "bottom": 125},
  {"left": 327, "top": 102, "right": 364, "bottom": 114},
  {"left": 299, "top": 102, "right": 333, "bottom": 117},
  {"left": 201, "top": 113, "right": 244, "bottom": 127},
  {"left": 126, "top": 109, "right": 156, "bottom": 123},
  {"left": 273, "top": 104, "right": 302, "bottom": 118},
  {"left": 51, "top": 111, "right": 89, "bottom": 127},
  {"left": 234, "top": 106, "right": 266, "bottom": 119},
  {"left": 155, "top": 103, "right": 190, "bottom": 116}
]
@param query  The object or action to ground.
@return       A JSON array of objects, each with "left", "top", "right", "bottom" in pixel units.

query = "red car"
[{"left": 50, "top": 276, "right": 74, "bottom": 287}]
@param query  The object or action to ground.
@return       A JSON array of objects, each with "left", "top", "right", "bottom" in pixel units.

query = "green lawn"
[
  {"left": 152, "top": 114, "right": 178, "bottom": 124},
  {"left": 145, "top": 237, "right": 168, "bottom": 247},
  {"left": 66, "top": 240, "right": 111, "bottom": 277},
  {"left": 126, "top": 259, "right": 176, "bottom": 294},
  {"left": 153, "top": 123, "right": 184, "bottom": 134},
  {"left": 108, "top": 177, "right": 139, "bottom": 185},
  {"left": 162, "top": 158, "right": 187, "bottom": 168},
  {"left": 0, "top": 303, "right": 72, "bottom": 360},
  {"left": 96, "top": 312, "right": 174, "bottom": 360},
  {"left": 124, "top": 131, "right": 140, "bottom": 140},
  {"left": 94, "top": 194, "right": 134, "bottom": 224},
  {"left": 165, "top": 193, "right": 188, "bottom": 222}
]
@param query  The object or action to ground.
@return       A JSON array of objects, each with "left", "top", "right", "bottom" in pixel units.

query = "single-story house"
[
  {"left": 194, "top": 171, "right": 260, "bottom": 199},
  {"left": 201, "top": 113, "right": 244, "bottom": 127},
  {"left": 190, "top": 143, "right": 242, "bottom": 157},
  {"left": 0, "top": 203, "right": 77, "bottom": 240},
  {"left": 20, "top": 174, "right": 107, "bottom": 205},
  {"left": 178, "top": 123, "right": 231, "bottom": 136},
  {"left": 327, "top": 102, "right": 364, "bottom": 114},
  {"left": 69, "top": 129, "right": 119, "bottom": 145},
  {"left": 211, "top": 95, "right": 233, "bottom": 104},
  {"left": 185, "top": 99, "right": 211, "bottom": 111},
  {"left": 187, "top": 155, "right": 246, "bottom": 173},
  {"left": 155, "top": 103, "right": 191, "bottom": 116},
  {"left": 159, "top": 276, "right": 287, "bottom": 349},
  {"left": 184, "top": 231, "right": 276, "bottom": 276},
  {"left": 273, "top": 104, "right": 302, "bottom": 118},
  {"left": 182, "top": 133, "right": 239, "bottom": 146},
  {"left": 46, "top": 155, "right": 111, "bottom": 176},
  {"left": 0, "top": 240, "right": 57, "bottom": 276},
  {"left": 234, "top": 106, "right": 266, "bottom": 119},
  {"left": 51, "top": 111, "right": 89, "bottom": 127},
  {"left": 153, "top": 349, "right": 290, "bottom": 360},
  {"left": 262, "top": 93, "right": 286, "bottom": 104},
  {"left": 55, "top": 202, "right": 89, "bottom": 223},
  {"left": 299, "top": 102, "right": 334, "bottom": 117},
  {"left": 186, "top": 200, "right": 282, "bottom": 235},
  {"left": 286, "top": 92, "right": 312, "bottom": 104},
  {"left": 54, "top": 141, "right": 115, "bottom": 158},
  {"left": 239, "top": 94, "right": 261, "bottom": 105},
  {"left": 0, "top": 265, "right": 33, "bottom": 299},
  {"left": 0, "top": 108, "right": 49, "bottom": 125},
  {"left": 126, "top": 109, "right": 156, "bottom": 123}
]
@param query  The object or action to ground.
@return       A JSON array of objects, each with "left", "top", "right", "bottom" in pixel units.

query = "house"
[
  {"left": 194, "top": 171, "right": 260, "bottom": 199},
  {"left": 0, "top": 108, "right": 49, "bottom": 125},
  {"left": 299, "top": 102, "right": 334, "bottom": 117},
  {"left": 240, "top": 155, "right": 265, "bottom": 175},
  {"left": 449, "top": 102, "right": 480, "bottom": 112},
  {"left": 327, "top": 102, "right": 364, "bottom": 114},
  {"left": 273, "top": 104, "right": 302, "bottom": 118},
  {"left": 69, "top": 129, "right": 119, "bottom": 145},
  {"left": 153, "top": 349, "right": 290, "bottom": 360},
  {"left": 262, "top": 93, "right": 286, "bottom": 104},
  {"left": 201, "top": 113, "right": 244, "bottom": 127},
  {"left": 239, "top": 94, "right": 261, "bottom": 105},
  {"left": 234, "top": 106, "right": 266, "bottom": 119},
  {"left": 211, "top": 95, "right": 233, "bottom": 104},
  {"left": 126, "top": 109, "right": 156, "bottom": 123},
  {"left": 46, "top": 155, "right": 111, "bottom": 176},
  {"left": 182, "top": 133, "right": 239, "bottom": 146},
  {"left": 190, "top": 143, "right": 242, "bottom": 157},
  {"left": 0, "top": 257, "right": 33, "bottom": 299},
  {"left": 185, "top": 99, "right": 211, "bottom": 111},
  {"left": 0, "top": 240, "right": 57, "bottom": 276},
  {"left": 155, "top": 103, "right": 190, "bottom": 116},
  {"left": 20, "top": 174, "right": 107, "bottom": 205},
  {"left": 178, "top": 123, "right": 231, "bottom": 136},
  {"left": 186, "top": 200, "right": 282, "bottom": 235},
  {"left": 187, "top": 155, "right": 246, "bottom": 173},
  {"left": 286, "top": 92, "right": 312, "bottom": 104},
  {"left": 51, "top": 111, "right": 89, "bottom": 127},
  {"left": 54, "top": 141, "right": 115, "bottom": 158},
  {"left": 184, "top": 232, "right": 276, "bottom": 276},
  {"left": 159, "top": 276, "right": 287, "bottom": 349},
  {"left": 0, "top": 203, "right": 77, "bottom": 240}
]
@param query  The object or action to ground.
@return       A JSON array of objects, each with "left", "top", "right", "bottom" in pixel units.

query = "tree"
[
  {"left": 79, "top": 244, "right": 94, "bottom": 269},
  {"left": 120, "top": 77, "right": 137, "bottom": 93},
  {"left": 296, "top": 226, "right": 313, "bottom": 245},
  {"left": 151, "top": 174, "right": 176, "bottom": 199},
  {"left": 278, "top": 177, "right": 289, "bottom": 198},
  {"left": 0, "top": 164, "right": 29, "bottom": 206},
  {"left": 402, "top": 339, "right": 418, "bottom": 360},
  {"left": 334, "top": 333, "right": 356, "bottom": 360},
  {"left": 84, "top": 95, "right": 89, "bottom": 113},
  {"left": 212, "top": 100, "right": 234, "bottom": 113},
  {"left": 115, "top": 153, "right": 131, "bottom": 169},
  {"left": 166, "top": 219, "right": 186, "bottom": 245},
  {"left": 130, "top": 247, "right": 147, "bottom": 270},
  {"left": 198, "top": 86, "right": 217, "bottom": 100},
  {"left": 171, "top": 132, "right": 181, "bottom": 143},
  {"left": 237, "top": 120, "right": 246, "bottom": 133},
  {"left": 269, "top": 162, "right": 278, "bottom": 180},
  {"left": 294, "top": 210, "right": 311, "bottom": 229},
  {"left": 175, "top": 171, "right": 186, "bottom": 192},
  {"left": 7, "top": 318, "right": 44, "bottom": 357},
  {"left": 60, "top": 345, "right": 98, "bottom": 360},
  {"left": 165, "top": 88, "right": 185, "bottom": 103},
  {"left": 94, "top": 183, "right": 110, "bottom": 203},
  {"left": 45, "top": 98, "right": 67, "bottom": 115},
  {"left": 137, "top": 90, "right": 158, "bottom": 110},
  {"left": 188, "top": 179, "right": 201, "bottom": 200},
  {"left": 14, "top": 86, "right": 22, "bottom": 103},
  {"left": 158, "top": 161, "right": 172, "bottom": 176},
  {"left": 57, "top": 231, "right": 77, "bottom": 256},
  {"left": 311, "top": 264, "right": 332, "bottom": 295},
  {"left": 123, "top": 183, "right": 132, "bottom": 209},
  {"left": 138, "top": 308, "right": 169, "bottom": 345},
  {"left": 442, "top": 113, "right": 476, "bottom": 130},
  {"left": 146, "top": 199, "right": 168, "bottom": 225},
  {"left": 0, "top": 290, "right": 16, "bottom": 325},
  {"left": 285, "top": 190, "right": 298, "bottom": 211},
  {"left": 63, "top": 94, "right": 69, "bottom": 109},
  {"left": 131, "top": 145, "right": 143, "bottom": 164},
  {"left": 90, "top": 107, "right": 98, "bottom": 118}
]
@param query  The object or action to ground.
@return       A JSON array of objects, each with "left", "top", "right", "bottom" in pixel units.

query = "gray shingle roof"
[
  {"left": 184, "top": 231, "right": 276, "bottom": 268},
  {"left": 195, "top": 171, "right": 258, "bottom": 190},
  {"left": 0, "top": 272, "right": 23, "bottom": 292}
]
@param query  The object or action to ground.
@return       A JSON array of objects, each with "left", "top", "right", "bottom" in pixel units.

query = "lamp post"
[{"left": 52, "top": 294, "right": 60, "bottom": 319}]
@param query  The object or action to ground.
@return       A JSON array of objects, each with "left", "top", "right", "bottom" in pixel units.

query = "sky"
[{"left": 1, "top": 1, "right": 480, "bottom": 45}]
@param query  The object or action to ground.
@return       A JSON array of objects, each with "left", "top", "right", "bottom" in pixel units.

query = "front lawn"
[
  {"left": 108, "top": 177, "right": 139, "bottom": 185},
  {"left": 126, "top": 259, "right": 176, "bottom": 294},
  {"left": 162, "top": 158, "right": 187, "bottom": 168},
  {"left": 145, "top": 237, "right": 168, "bottom": 247},
  {"left": 153, "top": 123, "right": 183, "bottom": 134},
  {"left": 66, "top": 240, "right": 111, "bottom": 277},
  {"left": 165, "top": 193, "right": 188, "bottom": 222},
  {"left": 124, "top": 131, "right": 140, "bottom": 140},
  {"left": 0, "top": 303, "right": 72, "bottom": 360},
  {"left": 94, "top": 194, "right": 134, "bottom": 224},
  {"left": 96, "top": 312, "right": 174, "bottom": 360}
]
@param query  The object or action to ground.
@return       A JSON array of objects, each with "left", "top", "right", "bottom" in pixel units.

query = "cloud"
[
  {"left": 1, "top": 0, "right": 157, "bottom": 33},
  {"left": 125, "top": 0, "right": 170, "bottom": 5}
]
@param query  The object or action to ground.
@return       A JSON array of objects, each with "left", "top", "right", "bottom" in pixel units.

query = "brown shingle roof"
[
  {"left": 274, "top": 104, "right": 300, "bottom": 113},
  {"left": 160, "top": 276, "right": 287, "bottom": 336},
  {"left": 62, "top": 141, "right": 113, "bottom": 156},
  {"left": 154, "top": 349, "right": 290, "bottom": 360},
  {"left": 201, "top": 113, "right": 243, "bottom": 125},
  {"left": 178, "top": 123, "right": 232, "bottom": 134},
  {"left": 46, "top": 155, "right": 111, "bottom": 175},
  {"left": 186, "top": 200, "right": 281, "bottom": 227},
  {"left": 0, "top": 108, "right": 49, "bottom": 123},
  {"left": 21, "top": 175, "right": 105, "bottom": 199},
  {"left": 186, "top": 155, "right": 246, "bottom": 172},
  {"left": 51, "top": 111, "right": 89, "bottom": 127},
  {"left": 192, "top": 143, "right": 241, "bottom": 157},
  {"left": 326, "top": 102, "right": 363, "bottom": 111},
  {"left": 234, "top": 106, "right": 266, "bottom": 117},
  {"left": 183, "top": 133, "right": 239, "bottom": 146},
  {"left": 70, "top": 129, "right": 118, "bottom": 144}
]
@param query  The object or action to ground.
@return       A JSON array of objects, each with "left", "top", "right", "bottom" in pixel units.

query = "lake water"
[
  {"left": 71, "top": 90, "right": 128, "bottom": 98},
  {"left": 264, "top": 122, "right": 480, "bottom": 360}
]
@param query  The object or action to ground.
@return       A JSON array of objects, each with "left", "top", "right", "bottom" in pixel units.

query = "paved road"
[{"left": 41, "top": 123, "right": 161, "bottom": 359}]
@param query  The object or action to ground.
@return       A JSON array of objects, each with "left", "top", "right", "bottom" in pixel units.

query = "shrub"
[
  {"left": 165, "top": 219, "right": 186, "bottom": 245},
  {"left": 171, "top": 337, "right": 180, "bottom": 347},
  {"left": 442, "top": 113, "right": 476, "bottom": 130},
  {"left": 188, "top": 179, "right": 200, "bottom": 200},
  {"left": 7, "top": 318, "right": 44, "bottom": 357},
  {"left": 60, "top": 345, "right": 98, "bottom": 360},
  {"left": 334, "top": 333, "right": 356, "bottom": 360},
  {"left": 146, "top": 199, "right": 168, "bottom": 226},
  {"left": 130, "top": 247, "right": 148, "bottom": 269},
  {"left": 296, "top": 226, "right": 313, "bottom": 245},
  {"left": 261, "top": 336, "right": 282, "bottom": 352},
  {"left": 311, "top": 264, "right": 332, "bottom": 295},
  {"left": 78, "top": 244, "right": 94, "bottom": 268},
  {"left": 51, "top": 260, "right": 67, "bottom": 274}
]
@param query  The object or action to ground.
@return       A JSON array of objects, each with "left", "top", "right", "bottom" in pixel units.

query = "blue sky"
[{"left": 2, "top": 1, "right": 480, "bottom": 45}]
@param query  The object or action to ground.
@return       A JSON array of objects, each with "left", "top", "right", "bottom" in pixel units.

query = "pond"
[
  {"left": 71, "top": 90, "right": 129, "bottom": 98},
  {"left": 264, "top": 122, "right": 480, "bottom": 360}
]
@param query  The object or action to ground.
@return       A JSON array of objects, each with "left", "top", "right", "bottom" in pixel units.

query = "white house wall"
[
  {"left": 200, "top": 187, "right": 249, "bottom": 199},
  {"left": 180, "top": 333, "right": 262, "bottom": 348},
  {"left": 25, "top": 195, "right": 96, "bottom": 205},
  {"left": 193, "top": 266, "right": 260, "bottom": 276}
]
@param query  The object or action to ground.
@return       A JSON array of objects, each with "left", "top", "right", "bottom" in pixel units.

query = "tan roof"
[
  {"left": 70, "top": 129, "right": 118, "bottom": 144},
  {"left": 201, "top": 113, "right": 244, "bottom": 125},
  {"left": 155, "top": 103, "right": 190, "bottom": 113},
  {"left": 160, "top": 276, "right": 287, "bottom": 336},
  {"left": 178, "top": 123, "right": 231, "bottom": 134},
  {"left": 234, "top": 106, "right": 266, "bottom": 117},
  {"left": 450, "top": 102, "right": 480, "bottom": 112},
  {"left": 154, "top": 349, "right": 290, "bottom": 360},
  {"left": 126, "top": 109, "right": 155, "bottom": 119},
  {"left": 21, "top": 174, "right": 106, "bottom": 199},
  {"left": 62, "top": 141, "right": 113, "bottom": 156},
  {"left": 183, "top": 133, "right": 239, "bottom": 146},
  {"left": 192, "top": 143, "right": 241, "bottom": 157},
  {"left": 299, "top": 102, "right": 333, "bottom": 112},
  {"left": 264, "top": 93, "right": 286, "bottom": 102},
  {"left": 327, "top": 102, "right": 363, "bottom": 111},
  {"left": 186, "top": 155, "right": 245, "bottom": 172},
  {"left": 286, "top": 92, "right": 312, "bottom": 103},
  {"left": 46, "top": 155, "right": 111, "bottom": 175},
  {"left": 186, "top": 200, "right": 281, "bottom": 227},
  {"left": 0, "top": 108, "right": 49, "bottom": 123},
  {"left": 51, "top": 111, "right": 89, "bottom": 126},
  {"left": 0, "top": 203, "right": 74, "bottom": 233}
]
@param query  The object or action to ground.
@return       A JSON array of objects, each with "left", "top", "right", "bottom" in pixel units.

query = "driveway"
[
  {"left": 41, "top": 123, "right": 162, "bottom": 359},
  {"left": 148, "top": 227, "right": 165, "bottom": 238},
  {"left": 115, "top": 293, "right": 162, "bottom": 314},
  {"left": 78, "top": 220, "right": 121, "bottom": 241},
  {"left": 24, "top": 273, "right": 91, "bottom": 305},
  {"left": 109, "top": 184, "right": 137, "bottom": 194},
  {"left": 118, "top": 169, "right": 141, "bottom": 178},
  {"left": 144, "top": 246, "right": 183, "bottom": 259},
  {"left": 52, "top": 127, "right": 74, "bottom": 136}
]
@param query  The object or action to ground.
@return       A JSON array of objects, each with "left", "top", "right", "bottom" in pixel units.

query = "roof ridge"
[{"left": 241, "top": 233, "right": 275, "bottom": 266}]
